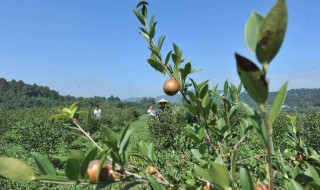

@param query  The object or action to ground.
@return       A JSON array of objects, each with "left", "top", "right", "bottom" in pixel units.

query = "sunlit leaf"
[
  {"left": 240, "top": 167, "right": 255, "bottom": 190},
  {"left": 256, "top": 0, "right": 287, "bottom": 64},
  {"left": 269, "top": 81, "right": 288, "bottom": 126},
  {"left": 245, "top": 11, "right": 264, "bottom": 54},
  {"left": 31, "top": 152, "right": 56, "bottom": 175},
  {"left": 0, "top": 157, "right": 35, "bottom": 182}
]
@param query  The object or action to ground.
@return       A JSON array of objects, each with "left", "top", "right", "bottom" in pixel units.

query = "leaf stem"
[{"left": 261, "top": 103, "right": 274, "bottom": 190}]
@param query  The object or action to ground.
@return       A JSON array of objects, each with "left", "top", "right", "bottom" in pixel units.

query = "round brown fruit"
[
  {"left": 156, "top": 173, "right": 163, "bottom": 181},
  {"left": 295, "top": 152, "right": 307, "bottom": 162},
  {"left": 181, "top": 154, "right": 186, "bottom": 159},
  {"left": 255, "top": 182, "right": 269, "bottom": 190},
  {"left": 180, "top": 160, "right": 186, "bottom": 166},
  {"left": 163, "top": 79, "right": 179, "bottom": 96},
  {"left": 146, "top": 166, "right": 157, "bottom": 175},
  {"left": 87, "top": 160, "right": 109, "bottom": 183}
]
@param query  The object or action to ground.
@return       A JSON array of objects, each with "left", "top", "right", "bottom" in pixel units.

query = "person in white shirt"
[
  {"left": 94, "top": 105, "right": 102, "bottom": 118},
  {"left": 147, "top": 106, "right": 156, "bottom": 116}
]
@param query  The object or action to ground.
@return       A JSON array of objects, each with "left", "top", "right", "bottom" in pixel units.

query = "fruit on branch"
[
  {"left": 146, "top": 166, "right": 157, "bottom": 174},
  {"left": 202, "top": 181, "right": 213, "bottom": 190},
  {"left": 87, "top": 160, "right": 109, "bottom": 183},
  {"left": 156, "top": 173, "right": 164, "bottom": 181},
  {"left": 181, "top": 154, "right": 186, "bottom": 159},
  {"left": 163, "top": 79, "right": 179, "bottom": 96},
  {"left": 295, "top": 152, "right": 307, "bottom": 162},
  {"left": 255, "top": 182, "right": 269, "bottom": 190}
]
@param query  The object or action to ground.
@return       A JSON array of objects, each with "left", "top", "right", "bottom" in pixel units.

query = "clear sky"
[{"left": 0, "top": 0, "right": 319, "bottom": 99}]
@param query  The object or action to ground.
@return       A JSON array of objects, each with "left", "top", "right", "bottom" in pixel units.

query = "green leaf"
[
  {"left": 268, "top": 81, "right": 288, "bottom": 126},
  {"left": 191, "top": 149, "right": 204, "bottom": 161},
  {"left": 147, "top": 143, "right": 156, "bottom": 163},
  {"left": 240, "top": 167, "right": 255, "bottom": 190},
  {"left": 249, "top": 110, "right": 268, "bottom": 148},
  {"left": 35, "top": 175, "right": 71, "bottom": 182},
  {"left": 31, "top": 152, "right": 56, "bottom": 175},
  {"left": 119, "top": 128, "right": 132, "bottom": 157},
  {"left": 68, "top": 102, "right": 78, "bottom": 110},
  {"left": 157, "top": 35, "right": 166, "bottom": 50},
  {"left": 149, "top": 22, "right": 157, "bottom": 39},
  {"left": 235, "top": 53, "right": 268, "bottom": 104},
  {"left": 165, "top": 51, "right": 172, "bottom": 65},
  {"left": 68, "top": 149, "right": 84, "bottom": 163},
  {"left": 133, "top": 9, "right": 146, "bottom": 26},
  {"left": 136, "top": 1, "right": 149, "bottom": 9},
  {"left": 147, "top": 175, "right": 165, "bottom": 190},
  {"left": 195, "top": 162, "right": 231, "bottom": 190},
  {"left": 102, "top": 126, "right": 118, "bottom": 145},
  {"left": 223, "top": 80, "right": 228, "bottom": 98},
  {"left": 256, "top": 0, "right": 287, "bottom": 64},
  {"left": 101, "top": 140, "right": 119, "bottom": 152},
  {"left": 47, "top": 113, "right": 65, "bottom": 121},
  {"left": 65, "top": 159, "right": 80, "bottom": 180},
  {"left": 0, "top": 157, "right": 35, "bottom": 182},
  {"left": 140, "top": 32, "right": 150, "bottom": 42},
  {"left": 190, "top": 68, "right": 201, "bottom": 74},
  {"left": 305, "top": 163, "right": 320, "bottom": 183},
  {"left": 80, "top": 147, "right": 98, "bottom": 177},
  {"left": 245, "top": 11, "right": 264, "bottom": 54},
  {"left": 286, "top": 179, "right": 303, "bottom": 190}
]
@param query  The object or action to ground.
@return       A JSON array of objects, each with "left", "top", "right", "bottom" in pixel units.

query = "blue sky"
[{"left": 0, "top": 0, "right": 319, "bottom": 99}]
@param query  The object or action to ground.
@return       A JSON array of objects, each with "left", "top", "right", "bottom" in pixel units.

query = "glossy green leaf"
[
  {"left": 80, "top": 147, "right": 98, "bottom": 177},
  {"left": 0, "top": 157, "right": 35, "bottom": 182},
  {"left": 235, "top": 53, "right": 268, "bottom": 104},
  {"left": 119, "top": 128, "right": 132, "bottom": 157},
  {"left": 157, "top": 35, "right": 166, "bottom": 50},
  {"left": 147, "top": 143, "right": 156, "bottom": 163},
  {"left": 101, "top": 140, "right": 119, "bottom": 152},
  {"left": 195, "top": 162, "right": 231, "bottom": 190},
  {"left": 305, "top": 163, "right": 320, "bottom": 183},
  {"left": 65, "top": 159, "right": 80, "bottom": 180},
  {"left": 245, "top": 11, "right": 264, "bottom": 54},
  {"left": 164, "top": 51, "right": 172, "bottom": 65},
  {"left": 102, "top": 126, "right": 118, "bottom": 145},
  {"left": 256, "top": 0, "right": 287, "bottom": 64},
  {"left": 31, "top": 152, "right": 56, "bottom": 175},
  {"left": 191, "top": 149, "right": 204, "bottom": 161},
  {"left": 269, "top": 81, "right": 288, "bottom": 126},
  {"left": 249, "top": 110, "right": 268, "bottom": 148},
  {"left": 223, "top": 80, "right": 228, "bottom": 98},
  {"left": 286, "top": 179, "right": 303, "bottom": 190},
  {"left": 240, "top": 167, "right": 255, "bottom": 190},
  {"left": 173, "top": 43, "right": 182, "bottom": 57},
  {"left": 149, "top": 22, "right": 157, "bottom": 39},
  {"left": 148, "top": 175, "right": 165, "bottom": 190},
  {"left": 140, "top": 32, "right": 150, "bottom": 42},
  {"left": 133, "top": 9, "right": 146, "bottom": 26},
  {"left": 35, "top": 175, "right": 71, "bottom": 182}
]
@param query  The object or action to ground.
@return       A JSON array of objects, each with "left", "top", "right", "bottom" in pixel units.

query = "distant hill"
[
  {"left": 126, "top": 89, "right": 320, "bottom": 113},
  {"left": 1, "top": 77, "right": 319, "bottom": 112}
]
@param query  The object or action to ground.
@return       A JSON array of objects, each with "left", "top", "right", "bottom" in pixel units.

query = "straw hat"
[{"left": 157, "top": 98, "right": 169, "bottom": 105}]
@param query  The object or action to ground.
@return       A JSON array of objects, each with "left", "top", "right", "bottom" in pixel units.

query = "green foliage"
[{"left": 147, "top": 106, "right": 189, "bottom": 151}]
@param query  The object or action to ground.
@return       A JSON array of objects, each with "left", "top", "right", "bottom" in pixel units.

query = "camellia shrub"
[
  {"left": 147, "top": 105, "right": 189, "bottom": 151},
  {"left": 1, "top": 1, "right": 320, "bottom": 190}
]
